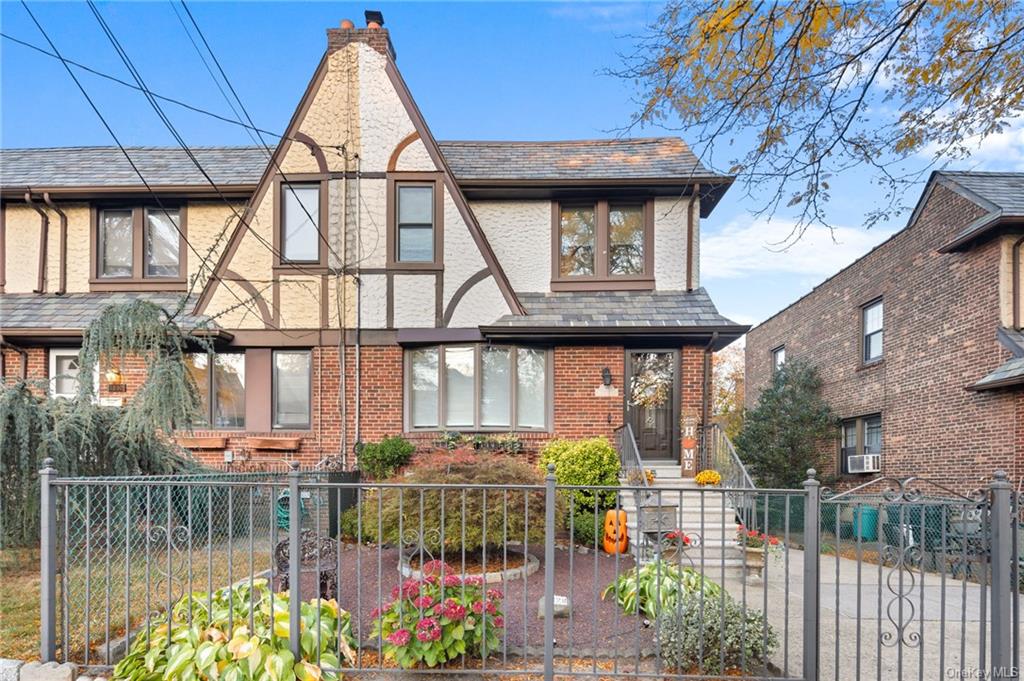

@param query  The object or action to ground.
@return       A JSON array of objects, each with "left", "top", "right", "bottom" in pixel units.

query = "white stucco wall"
[
  {"left": 359, "top": 273, "right": 388, "bottom": 329},
  {"left": 653, "top": 197, "right": 690, "bottom": 291},
  {"left": 446, "top": 275, "right": 508, "bottom": 327},
  {"left": 392, "top": 273, "right": 436, "bottom": 327},
  {"left": 470, "top": 200, "right": 550, "bottom": 293},
  {"left": 394, "top": 138, "right": 435, "bottom": 172},
  {"left": 358, "top": 46, "right": 419, "bottom": 173}
]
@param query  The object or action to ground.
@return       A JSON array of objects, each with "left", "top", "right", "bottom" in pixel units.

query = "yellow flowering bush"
[{"left": 695, "top": 469, "right": 722, "bottom": 486}]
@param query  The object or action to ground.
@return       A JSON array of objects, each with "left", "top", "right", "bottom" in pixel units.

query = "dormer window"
[
  {"left": 91, "top": 205, "right": 186, "bottom": 291},
  {"left": 552, "top": 199, "right": 653, "bottom": 290}
]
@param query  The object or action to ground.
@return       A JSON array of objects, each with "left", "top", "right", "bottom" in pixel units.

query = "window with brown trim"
[
  {"left": 405, "top": 344, "right": 551, "bottom": 431},
  {"left": 185, "top": 351, "right": 246, "bottom": 429},
  {"left": 840, "top": 414, "right": 882, "bottom": 474},
  {"left": 552, "top": 199, "right": 654, "bottom": 290},
  {"left": 90, "top": 205, "right": 186, "bottom": 290},
  {"left": 280, "top": 183, "right": 321, "bottom": 263},
  {"left": 387, "top": 172, "right": 444, "bottom": 269}
]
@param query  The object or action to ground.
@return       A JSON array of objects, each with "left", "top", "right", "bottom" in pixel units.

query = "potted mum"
[
  {"left": 737, "top": 526, "right": 780, "bottom": 572},
  {"left": 694, "top": 469, "right": 722, "bottom": 486}
]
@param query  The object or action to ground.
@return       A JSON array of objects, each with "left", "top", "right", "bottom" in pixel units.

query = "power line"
[
  {"left": 86, "top": 0, "right": 334, "bottom": 282},
  {"left": 18, "top": 1, "right": 293, "bottom": 335}
]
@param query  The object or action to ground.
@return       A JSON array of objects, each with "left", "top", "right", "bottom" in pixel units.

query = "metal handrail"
[
  {"left": 705, "top": 423, "right": 756, "bottom": 524},
  {"left": 614, "top": 423, "right": 648, "bottom": 488}
]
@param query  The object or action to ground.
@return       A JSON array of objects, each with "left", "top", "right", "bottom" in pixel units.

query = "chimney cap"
[
  {"left": 340, "top": 18, "right": 355, "bottom": 29},
  {"left": 364, "top": 10, "right": 384, "bottom": 27}
]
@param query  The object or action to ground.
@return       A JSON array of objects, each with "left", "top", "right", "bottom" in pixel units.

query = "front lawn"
[{"left": 0, "top": 547, "right": 40, "bottom": 660}]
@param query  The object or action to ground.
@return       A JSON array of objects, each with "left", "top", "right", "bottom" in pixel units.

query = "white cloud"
[
  {"left": 918, "top": 116, "right": 1024, "bottom": 172},
  {"left": 701, "top": 217, "right": 898, "bottom": 280},
  {"left": 546, "top": 2, "right": 651, "bottom": 32}
]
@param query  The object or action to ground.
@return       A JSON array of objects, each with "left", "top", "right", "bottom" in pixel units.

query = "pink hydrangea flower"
[
  {"left": 493, "top": 616, "right": 504, "bottom": 628},
  {"left": 386, "top": 629, "right": 411, "bottom": 646},
  {"left": 472, "top": 600, "right": 484, "bottom": 615},
  {"left": 487, "top": 588, "right": 503, "bottom": 600},
  {"left": 440, "top": 598, "right": 466, "bottom": 620},
  {"left": 464, "top": 575, "right": 485, "bottom": 587},
  {"left": 413, "top": 595, "right": 435, "bottom": 609},
  {"left": 415, "top": 617, "right": 441, "bottom": 642},
  {"left": 443, "top": 574, "right": 463, "bottom": 587}
]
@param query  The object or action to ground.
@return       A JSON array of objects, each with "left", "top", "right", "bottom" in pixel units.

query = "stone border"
[{"left": 399, "top": 548, "right": 539, "bottom": 584}]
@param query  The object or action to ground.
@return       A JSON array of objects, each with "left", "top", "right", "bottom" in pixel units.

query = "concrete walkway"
[{"left": 718, "top": 547, "right": 1017, "bottom": 680}]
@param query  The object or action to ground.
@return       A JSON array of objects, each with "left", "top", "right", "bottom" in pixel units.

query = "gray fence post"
[
  {"left": 288, "top": 462, "right": 302, "bottom": 660},
  {"left": 802, "top": 469, "right": 820, "bottom": 681},
  {"left": 543, "top": 464, "right": 557, "bottom": 681},
  {"left": 39, "top": 457, "right": 57, "bottom": 662},
  {"left": 990, "top": 470, "right": 1013, "bottom": 678}
]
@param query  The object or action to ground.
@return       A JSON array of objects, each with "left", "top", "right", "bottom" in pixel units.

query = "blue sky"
[{"left": 4, "top": 1, "right": 1023, "bottom": 328}]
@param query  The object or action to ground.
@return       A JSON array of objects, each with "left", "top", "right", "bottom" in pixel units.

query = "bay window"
[{"left": 407, "top": 345, "right": 550, "bottom": 431}]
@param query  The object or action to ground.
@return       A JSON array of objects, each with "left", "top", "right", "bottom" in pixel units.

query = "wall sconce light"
[
  {"left": 105, "top": 367, "right": 126, "bottom": 392},
  {"left": 601, "top": 367, "right": 612, "bottom": 386}
]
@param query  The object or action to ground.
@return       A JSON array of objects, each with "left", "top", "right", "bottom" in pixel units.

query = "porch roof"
[
  {"left": 481, "top": 289, "right": 748, "bottom": 348},
  {"left": 0, "top": 292, "right": 218, "bottom": 339},
  {"left": 968, "top": 356, "right": 1024, "bottom": 392}
]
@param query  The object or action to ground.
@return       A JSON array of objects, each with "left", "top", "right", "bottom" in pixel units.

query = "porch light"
[
  {"left": 105, "top": 367, "right": 123, "bottom": 386},
  {"left": 601, "top": 367, "right": 612, "bottom": 386}
]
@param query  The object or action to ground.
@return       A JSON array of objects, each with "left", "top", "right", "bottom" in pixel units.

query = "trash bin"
[{"left": 851, "top": 505, "right": 879, "bottom": 541}]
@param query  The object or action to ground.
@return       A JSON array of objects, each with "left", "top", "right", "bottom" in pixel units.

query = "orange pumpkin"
[{"left": 603, "top": 509, "right": 628, "bottom": 554}]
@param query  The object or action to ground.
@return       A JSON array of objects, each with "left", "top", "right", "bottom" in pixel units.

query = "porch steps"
[{"left": 618, "top": 474, "right": 747, "bottom": 570}]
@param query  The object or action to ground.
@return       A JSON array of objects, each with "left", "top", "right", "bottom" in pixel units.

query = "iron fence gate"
[{"left": 36, "top": 462, "right": 1023, "bottom": 680}]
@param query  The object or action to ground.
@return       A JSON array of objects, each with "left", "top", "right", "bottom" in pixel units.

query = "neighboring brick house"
[
  {"left": 745, "top": 171, "right": 1024, "bottom": 492},
  {"left": 0, "top": 15, "right": 745, "bottom": 471}
]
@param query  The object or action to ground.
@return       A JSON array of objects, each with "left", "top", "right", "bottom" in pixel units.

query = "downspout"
[
  {"left": 1013, "top": 235, "right": 1024, "bottom": 330},
  {"left": 354, "top": 155, "right": 362, "bottom": 449},
  {"left": 1, "top": 339, "right": 30, "bottom": 380},
  {"left": 42, "top": 193, "right": 67, "bottom": 295},
  {"left": 685, "top": 185, "right": 699, "bottom": 292},
  {"left": 701, "top": 331, "right": 719, "bottom": 470},
  {"left": 25, "top": 193, "right": 49, "bottom": 294}
]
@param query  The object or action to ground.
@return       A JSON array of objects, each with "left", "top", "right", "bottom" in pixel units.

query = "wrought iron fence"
[{"left": 35, "top": 462, "right": 1023, "bottom": 680}]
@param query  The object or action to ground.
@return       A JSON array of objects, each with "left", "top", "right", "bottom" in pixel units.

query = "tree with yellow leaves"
[{"left": 617, "top": 0, "right": 1024, "bottom": 240}]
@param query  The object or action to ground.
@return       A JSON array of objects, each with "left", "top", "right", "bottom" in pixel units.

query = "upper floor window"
[
  {"left": 772, "top": 345, "right": 786, "bottom": 373},
  {"left": 387, "top": 174, "right": 443, "bottom": 268},
  {"left": 185, "top": 351, "right": 246, "bottom": 429},
  {"left": 280, "top": 183, "right": 321, "bottom": 263},
  {"left": 94, "top": 206, "right": 184, "bottom": 286},
  {"left": 407, "top": 344, "right": 550, "bottom": 431},
  {"left": 553, "top": 199, "right": 653, "bottom": 289},
  {"left": 862, "top": 299, "right": 883, "bottom": 363}
]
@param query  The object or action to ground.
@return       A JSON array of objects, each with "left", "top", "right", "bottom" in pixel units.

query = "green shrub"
[
  {"left": 113, "top": 578, "right": 356, "bottom": 681},
  {"left": 359, "top": 456, "right": 558, "bottom": 554},
  {"left": 656, "top": 591, "right": 778, "bottom": 675},
  {"left": 338, "top": 505, "right": 378, "bottom": 544},
  {"left": 539, "top": 437, "right": 620, "bottom": 510},
  {"left": 569, "top": 507, "right": 604, "bottom": 548},
  {"left": 358, "top": 436, "right": 415, "bottom": 479},
  {"left": 602, "top": 560, "right": 722, "bottom": 619}
]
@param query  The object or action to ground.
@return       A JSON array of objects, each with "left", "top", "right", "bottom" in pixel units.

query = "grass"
[{"left": 0, "top": 547, "right": 41, "bottom": 661}]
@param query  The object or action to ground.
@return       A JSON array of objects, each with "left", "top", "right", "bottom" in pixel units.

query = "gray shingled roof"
[
  {"left": 439, "top": 138, "right": 722, "bottom": 181},
  {"left": 485, "top": 289, "right": 744, "bottom": 329},
  {"left": 0, "top": 139, "right": 726, "bottom": 189},
  {"left": 0, "top": 147, "right": 267, "bottom": 189},
  {"left": 938, "top": 171, "right": 1024, "bottom": 251},
  {"left": 970, "top": 357, "right": 1024, "bottom": 391},
  {"left": 0, "top": 293, "right": 213, "bottom": 331}
]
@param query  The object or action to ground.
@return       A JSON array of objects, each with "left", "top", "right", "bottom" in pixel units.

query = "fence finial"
[
  {"left": 806, "top": 468, "right": 817, "bottom": 481},
  {"left": 288, "top": 460, "right": 300, "bottom": 472},
  {"left": 40, "top": 457, "right": 56, "bottom": 473},
  {"left": 994, "top": 469, "right": 1009, "bottom": 482},
  {"left": 546, "top": 463, "right": 556, "bottom": 477}
]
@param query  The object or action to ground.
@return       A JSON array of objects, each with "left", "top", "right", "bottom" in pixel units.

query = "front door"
[{"left": 625, "top": 350, "right": 679, "bottom": 461}]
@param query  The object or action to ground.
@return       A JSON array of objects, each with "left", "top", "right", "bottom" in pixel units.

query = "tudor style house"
[
  {"left": 0, "top": 16, "right": 745, "bottom": 471},
  {"left": 745, "top": 170, "right": 1024, "bottom": 491}
]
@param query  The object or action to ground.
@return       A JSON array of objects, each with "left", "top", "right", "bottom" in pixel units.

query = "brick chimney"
[{"left": 327, "top": 10, "right": 396, "bottom": 59}]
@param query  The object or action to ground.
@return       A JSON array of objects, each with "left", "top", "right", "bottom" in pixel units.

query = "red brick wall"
[
  {"left": 745, "top": 183, "right": 1020, "bottom": 491},
  {"left": 5, "top": 342, "right": 710, "bottom": 472}
]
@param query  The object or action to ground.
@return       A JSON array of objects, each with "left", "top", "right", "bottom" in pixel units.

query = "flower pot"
[{"left": 743, "top": 546, "right": 766, "bottom": 571}]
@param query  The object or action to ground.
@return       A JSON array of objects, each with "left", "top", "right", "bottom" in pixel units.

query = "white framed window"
[
  {"left": 48, "top": 348, "right": 98, "bottom": 399},
  {"left": 406, "top": 344, "right": 551, "bottom": 431},
  {"left": 862, "top": 299, "right": 883, "bottom": 363},
  {"left": 273, "top": 350, "right": 312, "bottom": 429}
]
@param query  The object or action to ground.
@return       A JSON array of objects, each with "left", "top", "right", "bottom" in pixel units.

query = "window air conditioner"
[{"left": 847, "top": 454, "right": 881, "bottom": 474}]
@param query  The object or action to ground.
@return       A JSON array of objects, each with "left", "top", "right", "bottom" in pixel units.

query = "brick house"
[
  {"left": 0, "top": 15, "right": 746, "bottom": 471},
  {"left": 745, "top": 171, "right": 1024, "bottom": 491}
]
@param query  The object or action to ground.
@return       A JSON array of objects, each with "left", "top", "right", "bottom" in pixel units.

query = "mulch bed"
[
  {"left": 407, "top": 550, "right": 528, "bottom": 574},
  {"left": 290, "top": 545, "right": 656, "bottom": 654}
]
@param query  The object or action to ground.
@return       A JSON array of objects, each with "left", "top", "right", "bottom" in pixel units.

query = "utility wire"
[{"left": 19, "top": 1, "right": 292, "bottom": 334}]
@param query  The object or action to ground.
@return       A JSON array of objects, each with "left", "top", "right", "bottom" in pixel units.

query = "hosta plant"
[
  {"left": 370, "top": 560, "right": 504, "bottom": 668},
  {"left": 602, "top": 560, "right": 722, "bottom": 620},
  {"left": 113, "top": 579, "right": 356, "bottom": 681}
]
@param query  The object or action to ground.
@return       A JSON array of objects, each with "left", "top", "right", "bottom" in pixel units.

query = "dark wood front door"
[{"left": 625, "top": 350, "right": 679, "bottom": 461}]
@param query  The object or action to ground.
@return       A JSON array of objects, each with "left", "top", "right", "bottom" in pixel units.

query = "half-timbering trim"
[
  {"left": 387, "top": 132, "right": 421, "bottom": 173},
  {"left": 194, "top": 53, "right": 330, "bottom": 316},
  {"left": 384, "top": 58, "right": 525, "bottom": 316},
  {"left": 442, "top": 267, "right": 491, "bottom": 327},
  {"left": 223, "top": 268, "right": 274, "bottom": 328},
  {"left": 293, "top": 131, "right": 329, "bottom": 174}
]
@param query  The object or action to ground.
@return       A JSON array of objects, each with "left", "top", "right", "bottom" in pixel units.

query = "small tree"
[
  {"left": 734, "top": 360, "right": 837, "bottom": 488},
  {"left": 712, "top": 345, "right": 745, "bottom": 441}
]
